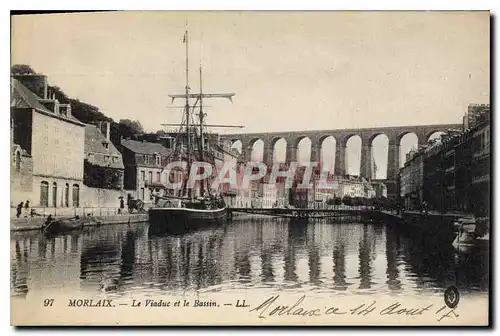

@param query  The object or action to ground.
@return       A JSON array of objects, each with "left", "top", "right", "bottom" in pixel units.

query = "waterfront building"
[
  {"left": 338, "top": 175, "right": 367, "bottom": 198},
  {"left": 288, "top": 171, "right": 381, "bottom": 208},
  {"left": 131, "top": 132, "right": 241, "bottom": 203},
  {"left": 82, "top": 122, "right": 125, "bottom": 207},
  {"left": 364, "top": 183, "right": 376, "bottom": 199},
  {"left": 399, "top": 148, "right": 424, "bottom": 210},
  {"left": 290, "top": 187, "right": 311, "bottom": 208},
  {"left": 372, "top": 181, "right": 388, "bottom": 198},
  {"left": 214, "top": 138, "right": 241, "bottom": 201},
  {"left": 119, "top": 139, "right": 173, "bottom": 204},
  {"left": 274, "top": 181, "right": 289, "bottom": 207},
  {"left": 469, "top": 112, "right": 490, "bottom": 216},
  {"left": 11, "top": 119, "right": 33, "bottom": 207},
  {"left": 232, "top": 160, "right": 253, "bottom": 207},
  {"left": 312, "top": 175, "right": 338, "bottom": 207},
  {"left": 11, "top": 75, "right": 85, "bottom": 208},
  {"left": 258, "top": 183, "right": 277, "bottom": 208},
  {"left": 418, "top": 104, "right": 490, "bottom": 216}
]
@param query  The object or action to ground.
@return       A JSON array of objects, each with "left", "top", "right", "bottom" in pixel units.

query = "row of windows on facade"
[
  {"left": 141, "top": 154, "right": 162, "bottom": 165},
  {"left": 38, "top": 155, "right": 80, "bottom": 177},
  {"left": 87, "top": 153, "right": 120, "bottom": 164},
  {"left": 41, "top": 124, "right": 80, "bottom": 143},
  {"left": 39, "top": 181, "right": 80, "bottom": 208},
  {"left": 139, "top": 170, "right": 183, "bottom": 183},
  {"left": 137, "top": 186, "right": 187, "bottom": 201}
]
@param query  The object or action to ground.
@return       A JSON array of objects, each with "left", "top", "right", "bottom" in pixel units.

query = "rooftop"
[
  {"left": 84, "top": 124, "right": 124, "bottom": 169},
  {"left": 121, "top": 139, "right": 172, "bottom": 155},
  {"left": 11, "top": 78, "right": 84, "bottom": 126}
]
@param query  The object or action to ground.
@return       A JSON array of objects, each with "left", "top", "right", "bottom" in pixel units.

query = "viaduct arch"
[{"left": 221, "top": 123, "right": 462, "bottom": 198}]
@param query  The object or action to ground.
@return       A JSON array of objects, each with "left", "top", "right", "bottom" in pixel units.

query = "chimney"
[
  {"left": 106, "top": 121, "right": 111, "bottom": 141},
  {"left": 12, "top": 74, "right": 48, "bottom": 99},
  {"left": 97, "top": 121, "right": 111, "bottom": 141}
]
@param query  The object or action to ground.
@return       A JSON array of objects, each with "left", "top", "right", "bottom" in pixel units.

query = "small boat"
[
  {"left": 452, "top": 216, "right": 489, "bottom": 251},
  {"left": 42, "top": 216, "right": 100, "bottom": 235}
]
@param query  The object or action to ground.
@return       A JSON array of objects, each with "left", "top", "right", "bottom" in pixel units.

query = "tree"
[
  {"left": 83, "top": 160, "right": 122, "bottom": 190},
  {"left": 380, "top": 196, "right": 390, "bottom": 209},
  {"left": 11, "top": 64, "right": 36, "bottom": 75},
  {"left": 334, "top": 197, "right": 342, "bottom": 205},
  {"left": 118, "top": 119, "right": 144, "bottom": 139},
  {"left": 326, "top": 198, "right": 335, "bottom": 206},
  {"left": 342, "top": 196, "right": 352, "bottom": 206},
  {"left": 11, "top": 64, "right": 147, "bottom": 148},
  {"left": 353, "top": 197, "right": 364, "bottom": 206},
  {"left": 136, "top": 132, "right": 161, "bottom": 143}
]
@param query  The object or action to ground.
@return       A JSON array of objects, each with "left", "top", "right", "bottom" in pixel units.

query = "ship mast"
[
  {"left": 168, "top": 25, "right": 242, "bottom": 199},
  {"left": 183, "top": 26, "right": 192, "bottom": 200},
  {"left": 198, "top": 65, "right": 207, "bottom": 196},
  {"left": 199, "top": 65, "right": 205, "bottom": 156}
]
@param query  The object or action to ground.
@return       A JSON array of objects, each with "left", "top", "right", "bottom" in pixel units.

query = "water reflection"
[{"left": 10, "top": 218, "right": 489, "bottom": 298}]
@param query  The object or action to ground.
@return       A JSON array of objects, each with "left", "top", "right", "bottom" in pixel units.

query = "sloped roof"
[
  {"left": 121, "top": 139, "right": 172, "bottom": 155},
  {"left": 11, "top": 78, "right": 84, "bottom": 125},
  {"left": 85, "top": 124, "right": 124, "bottom": 169},
  {"left": 11, "top": 78, "right": 53, "bottom": 113}
]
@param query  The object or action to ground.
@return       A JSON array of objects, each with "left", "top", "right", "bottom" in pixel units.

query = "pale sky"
[{"left": 11, "top": 11, "right": 490, "bottom": 178}]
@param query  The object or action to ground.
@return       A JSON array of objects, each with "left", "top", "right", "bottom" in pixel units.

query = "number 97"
[{"left": 43, "top": 299, "right": 55, "bottom": 307}]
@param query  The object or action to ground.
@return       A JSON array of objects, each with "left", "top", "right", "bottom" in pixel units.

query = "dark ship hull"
[{"left": 148, "top": 206, "right": 228, "bottom": 235}]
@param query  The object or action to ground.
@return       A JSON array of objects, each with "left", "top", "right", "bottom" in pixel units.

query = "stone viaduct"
[{"left": 221, "top": 123, "right": 462, "bottom": 197}]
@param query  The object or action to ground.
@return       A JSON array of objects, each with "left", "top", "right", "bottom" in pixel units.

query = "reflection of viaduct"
[{"left": 221, "top": 124, "right": 461, "bottom": 196}]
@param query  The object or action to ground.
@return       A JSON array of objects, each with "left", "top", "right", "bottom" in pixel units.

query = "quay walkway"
[
  {"left": 227, "top": 206, "right": 404, "bottom": 222},
  {"left": 10, "top": 206, "right": 149, "bottom": 232}
]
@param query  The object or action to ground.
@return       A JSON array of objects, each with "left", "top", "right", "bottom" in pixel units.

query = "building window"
[
  {"left": 148, "top": 171, "right": 153, "bottom": 182},
  {"left": 141, "top": 170, "right": 145, "bottom": 181},
  {"left": 40, "top": 181, "right": 49, "bottom": 207},
  {"left": 64, "top": 183, "right": 69, "bottom": 207},
  {"left": 15, "top": 151, "right": 21, "bottom": 172},
  {"left": 43, "top": 124, "right": 49, "bottom": 142},
  {"left": 103, "top": 142, "right": 109, "bottom": 149},
  {"left": 72, "top": 184, "right": 80, "bottom": 207},
  {"left": 104, "top": 156, "right": 110, "bottom": 163},
  {"left": 144, "top": 155, "right": 148, "bottom": 164},
  {"left": 156, "top": 172, "right": 161, "bottom": 182},
  {"left": 54, "top": 127, "right": 59, "bottom": 145},
  {"left": 52, "top": 182, "right": 58, "bottom": 207},
  {"left": 156, "top": 155, "right": 160, "bottom": 165},
  {"left": 140, "top": 187, "right": 145, "bottom": 200}
]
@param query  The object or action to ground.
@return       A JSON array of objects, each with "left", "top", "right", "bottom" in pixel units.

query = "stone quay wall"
[{"left": 11, "top": 213, "right": 149, "bottom": 231}]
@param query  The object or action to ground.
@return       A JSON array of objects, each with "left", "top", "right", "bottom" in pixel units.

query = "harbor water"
[{"left": 11, "top": 218, "right": 489, "bottom": 299}]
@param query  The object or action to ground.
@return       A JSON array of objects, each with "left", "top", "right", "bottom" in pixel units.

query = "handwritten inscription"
[
  {"left": 249, "top": 295, "right": 459, "bottom": 322},
  {"left": 59, "top": 294, "right": 462, "bottom": 323}
]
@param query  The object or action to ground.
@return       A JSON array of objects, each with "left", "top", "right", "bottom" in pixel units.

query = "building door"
[
  {"left": 40, "top": 181, "right": 49, "bottom": 207},
  {"left": 64, "top": 183, "right": 69, "bottom": 207},
  {"left": 15, "top": 151, "right": 20, "bottom": 172},
  {"left": 72, "top": 184, "right": 80, "bottom": 207},
  {"left": 52, "top": 182, "right": 58, "bottom": 207}
]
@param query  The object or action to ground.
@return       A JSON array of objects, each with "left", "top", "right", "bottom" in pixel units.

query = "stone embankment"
[{"left": 11, "top": 214, "right": 149, "bottom": 231}]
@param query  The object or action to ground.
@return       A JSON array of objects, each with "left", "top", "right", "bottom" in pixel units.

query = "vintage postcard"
[{"left": 10, "top": 10, "right": 490, "bottom": 326}]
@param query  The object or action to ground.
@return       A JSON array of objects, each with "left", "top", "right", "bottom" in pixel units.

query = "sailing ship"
[{"left": 148, "top": 28, "right": 242, "bottom": 234}]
